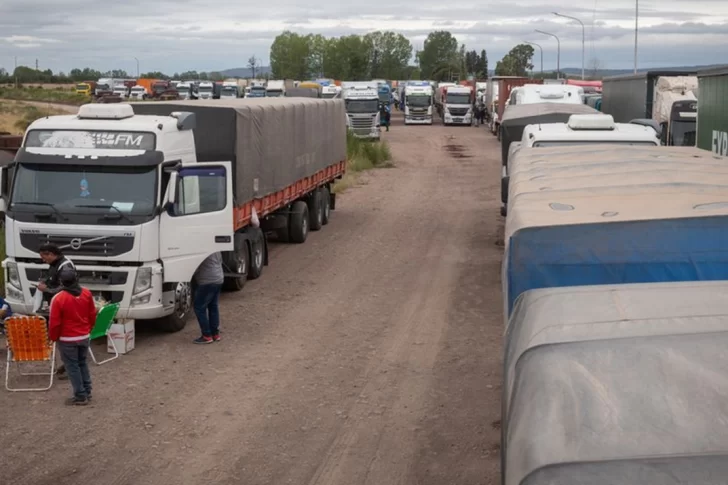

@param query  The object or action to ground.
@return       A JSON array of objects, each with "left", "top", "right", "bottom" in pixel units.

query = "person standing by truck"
[{"left": 192, "top": 252, "right": 225, "bottom": 344}]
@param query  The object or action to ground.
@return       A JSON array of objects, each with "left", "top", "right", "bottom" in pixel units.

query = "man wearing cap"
[{"left": 49, "top": 268, "right": 97, "bottom": 406}]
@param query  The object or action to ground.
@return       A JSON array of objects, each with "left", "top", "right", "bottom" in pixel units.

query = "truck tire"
[
  {"left": 249, "top": 229, "right": 265, "bottom": 280},
  {"left": 156, "top": 282, "right": 192, "bottom": 332},
  {"left": 289, "top": 201, "right": 309, "bottom": 244},
  {"left": 321, "top": 187, "right": 331, "bottom": 226},
  {"left": 308, "top": 189, "right": 324, "bottom": 231},
  {"left": 501, "top": 176, "right": 509, "bottom": 204},
  {"left": 222, "top": 238, "right": 250, "bottom": 291}
]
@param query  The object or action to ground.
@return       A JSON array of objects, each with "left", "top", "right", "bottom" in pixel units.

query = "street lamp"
[
  {"left": 634, "top": 0, "right": 639, "bottom": 73},
  {"left": 524, "top": 41, "right": 543, "bottom": 74},
  {"left": 535, "top": 30, "right": 561, "bottom": 79},
  {"left": 553, "top": 12, "right": 585, "bottom": 80},
  {"left": 134, "top": 57, "right": 139, "bottom": 78}
]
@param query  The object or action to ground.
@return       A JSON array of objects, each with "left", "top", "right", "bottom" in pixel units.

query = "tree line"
[
  {"left": 0, "top": 66, "right": 231, "bottom": 84},
  {"left": 1, "top": 30, "right": 540, "bottom": 85}
]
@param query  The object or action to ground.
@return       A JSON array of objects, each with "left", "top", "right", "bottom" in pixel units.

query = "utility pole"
[
  {"left": 14, "top": 56, "right": 18, "bottom": 88},
  {"left": 524, "top": 41, "right": 543, "bottom": 74},
  {"left": 535, "top": 30, "right": 561, "bottom": 79},
  {"left": 634, "top": 0, "right": 639, "bottom": 73},
  {"left": 35, "top": 58, "right": 38, "bottom": 71},
  {"left": 553, "top": 12, "right": 585, "bottom": 80},
  {"left": 134, "top": 57, "right": 140, "bottom": 78}
]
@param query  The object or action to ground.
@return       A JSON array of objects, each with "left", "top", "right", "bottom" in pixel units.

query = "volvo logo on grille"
[{"left": 70, "top": 238, "right": 83, "bottom": 250}]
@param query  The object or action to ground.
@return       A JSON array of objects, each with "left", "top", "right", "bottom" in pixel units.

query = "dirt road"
[{"left": 0, "top": 113, "right": 505, "bottom": 485}]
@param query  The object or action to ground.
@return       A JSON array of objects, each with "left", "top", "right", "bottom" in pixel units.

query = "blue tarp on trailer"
[{"left": 502, "top": 145, "right": 728, "bottom": 317}]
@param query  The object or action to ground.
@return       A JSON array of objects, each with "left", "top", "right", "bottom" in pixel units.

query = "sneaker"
[
  {"left": 65, "top": 397, "right": 89, "bottom": 406},
  {"left": 212, "top": 334, "right": 221, "bottom": 342},
  {"left": 193, "top": 336, "right": 213, "bottom": 344}
]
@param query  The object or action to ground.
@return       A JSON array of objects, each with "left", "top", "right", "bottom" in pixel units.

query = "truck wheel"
[
  {"left": 501, "top": 176, "right": 510, "bottom": 204},
  {"left": 249, "top": 230, "right": 265, "bottom": 280},
  {"left": 289, "top": 201, "right": 309, "bottom": 244},
  {"left": 222, "top": 239, "right": 250, "bottom": 291},
  {"left": 321, "top": 187, "right": 331, "bottom": 225},
  {"left": 156, "top": 282, "right": 192, "bottom": 332},
  {"left": 308, "top": 189, "right": 324, "bottom": 231}
]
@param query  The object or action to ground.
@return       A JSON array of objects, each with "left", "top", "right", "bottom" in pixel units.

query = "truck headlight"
[
  {"left": 6, "top": 262, "right": 21, "bottom": 289},
  {"left": 133, "top": 267, "right": 152, "bottom": 295}
]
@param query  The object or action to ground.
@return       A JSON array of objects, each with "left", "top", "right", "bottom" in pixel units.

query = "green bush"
[{"left": 345, "top": 129, "right": 393, "bottom": 172}]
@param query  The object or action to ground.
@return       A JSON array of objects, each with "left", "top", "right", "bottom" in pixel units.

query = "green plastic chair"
[{"left": 88, "top": 303, "right": 120, "bottom": 365}]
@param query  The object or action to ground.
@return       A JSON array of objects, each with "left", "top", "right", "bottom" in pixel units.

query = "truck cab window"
[{"left": 173, "top": 167, "right": 227, "bottom": 216}]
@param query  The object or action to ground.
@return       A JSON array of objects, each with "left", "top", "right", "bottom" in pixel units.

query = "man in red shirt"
[{"left": 49, "top": 268, "right": 97, "bottom": 406}]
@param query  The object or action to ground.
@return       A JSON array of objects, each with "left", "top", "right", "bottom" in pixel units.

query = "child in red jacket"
[{"left": 49, "top": 268, "right": 97, "bottom": 405}]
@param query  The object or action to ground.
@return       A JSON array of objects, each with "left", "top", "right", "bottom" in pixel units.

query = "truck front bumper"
[{"left": 3, "top": 261, "right": 173, "bottom": 321}]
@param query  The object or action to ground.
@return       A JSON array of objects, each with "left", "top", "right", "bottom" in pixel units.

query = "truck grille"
[
  {"left": 25, "top": 268, "right": 128, "bottom": 285},
  {"left": 349, "top": 116, "right": 376, "bottom": 136},
  {"left": 448, "top": 107, "right": 469, "bottom": 116},
  {"left": 20, "top": 234, "right": 134, "bottom": 257}
]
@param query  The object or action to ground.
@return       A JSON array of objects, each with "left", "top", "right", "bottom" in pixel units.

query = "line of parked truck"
[{"left": 499, "top": 65, "right": 728, "bottom": 484}]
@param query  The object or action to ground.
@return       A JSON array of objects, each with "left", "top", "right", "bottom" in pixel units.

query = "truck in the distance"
[
  {"left": 341, "top": 82, "right": 381, "bottom": 140},
  {"left": 404, "top": 82, "right": 434, "bottom": 125},
  {"left": 266, "top": 80, "right": 286, "bottom": 97},
  {"left": 441, "top": 85, "right": 474, "bottom": 125},
  {"left": 0, "top": 99, "right": 346, "bottom": 332},
  {"left": 697, "top": 66, "right": 728, "bottom": 155}
]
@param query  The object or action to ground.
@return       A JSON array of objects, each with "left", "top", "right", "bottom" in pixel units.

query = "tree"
[
  {"left": 364, "top": 31, "right": 412, "bottom": 80},
  {"left": 324, "top": 35, "right": 372, "bottom": 81},
  {"left": 307, "top": 34, "right": 328, "bottom": 78},
  {"left": 494, "top": 44, "right": 534, "bottom": 77},
  {"left": 270, "top": 31, "right": 311, "bottom": 79},
  {"left": 417, "top": 31, "right": 459, "bottom": 81},
  {"left": 478, "top": 49, "right": 488, "bottom": 79},
  {"left": 140, "top": 71, "right": 168, "bottom": 79},
  {"left": 587, "top": 57, "right": 603, "bottom": 79},
  {"left": 247, "top": 55, "right": 258, "bottom": 79}
]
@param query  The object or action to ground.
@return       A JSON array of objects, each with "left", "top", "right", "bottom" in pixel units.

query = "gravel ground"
[{"left": 0, "top": 112, "right": 505, "bottom": 485}]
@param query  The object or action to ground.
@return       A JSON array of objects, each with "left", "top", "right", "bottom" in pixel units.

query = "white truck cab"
[
  {"left": 113, "top": 85, "right": 129, "bottom": 98},
  {"left": 197, "top": 81, "right": 214, "bottom": 99},
  {"left": 501, "top": 114, "right": 661, "bottom": 215},
  {"left": 442, "top": 85, "right": 473, "bottom": 125},
  {"left": 129, "top": 85, "right": 148, "bottom": 100},
  {"left": 0, "top": 103, "right": 235, "bottom": 331},
  {"left": 266, "top": 80, "right": 285, "bottom": 97},
  {"left": 220, "top": 82, "right": 239, "bottom": 99},
  {"left": 404, "top": 83, "right": 434, "bottom": 125},
  {"left": 342, "top": 85, "right": 381, "bottom": 140},
  {"left": 321, "top": 85, "right": 340, "bottom": 99}
]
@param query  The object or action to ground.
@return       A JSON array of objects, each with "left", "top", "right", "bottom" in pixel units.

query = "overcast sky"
[{"left": 1, "top": 0, "right": 727, "bottom": 75}]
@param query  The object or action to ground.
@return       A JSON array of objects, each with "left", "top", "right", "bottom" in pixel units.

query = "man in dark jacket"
[
  {"left": 37, "top": 243, "right": 75, "bottom": 377},
  {"left": 37, "top": 243, "right": 75, "bottom": 305}
]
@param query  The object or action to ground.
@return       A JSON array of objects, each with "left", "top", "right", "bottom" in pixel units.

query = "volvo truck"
[{"left": 0, "top": 99, "right": 346, "bottom": 331}]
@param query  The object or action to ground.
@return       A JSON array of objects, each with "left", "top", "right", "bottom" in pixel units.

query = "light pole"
[
  {"left": 553, "top": 12, "right": 585, "bottom": 80},
  {"left": 535, "top": 30, "right": 561, "bottom": 79},
  {"left": 524, "top": 41, "right": 543, "bottom": 74},
  {"left": 133, "top": 57, "right": 139, "bottom": 78},
  {"left": 634, "top": 0, "right": 639, "bottom": 73}
]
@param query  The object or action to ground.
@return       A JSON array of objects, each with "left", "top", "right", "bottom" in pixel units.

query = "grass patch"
[
  {"left": 0, "top": 100, "right": 67, "bottom": 134},
  {"left": 0, "top": 86, "right": 89, "bottom": 106},
  {"left": 334, "top": 130, "right": 394, "bottom": 193}
]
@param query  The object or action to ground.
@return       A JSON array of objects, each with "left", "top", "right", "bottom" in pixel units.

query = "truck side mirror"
[
  {"left": 659, "top": 122, "right": 668, "bottom": 145},
  {"left": 165, "top": 172, "right": 178, "bottom": 211}
]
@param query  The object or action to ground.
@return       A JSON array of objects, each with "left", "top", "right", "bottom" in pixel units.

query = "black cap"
[{"left": 59, "top": 267, "right": 78, "bottom": 287}]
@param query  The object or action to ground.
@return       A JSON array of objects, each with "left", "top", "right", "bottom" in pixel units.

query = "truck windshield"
[
  {"left": 446, "top": 94, "right": 471, "bottom": 104},
  {"left": 345, "top": 99, "right": 379, "bottom": 113},
  {"left": 322, "top": 93, "right": 336, "bottom": 99},
  {"left": 9, "top": 163, "right": 157, "bottom": 225},
  {"left": 407, "top": 95, "right": 431, "bottom": 107},
  {"left": 198, "top": 87, "right": 212, "bottom": 92},
  {"left": 76, "top": 84, "right": 87, "bottom": 91},
  {"left": 533, "top": 141, "right": 659, "bottom": 147},
  {"left": 267, "top": 90, "right": 283, "bottom": 97},
  {"left": 670, "top": 121, "right": 697, "bottom": 146}
]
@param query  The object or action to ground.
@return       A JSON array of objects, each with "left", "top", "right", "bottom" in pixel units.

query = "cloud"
[{"left": 0, "top": 0, "right": 726, "bottom": 74}]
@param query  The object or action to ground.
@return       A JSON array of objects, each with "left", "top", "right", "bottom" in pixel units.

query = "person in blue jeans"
[{"left": 192, "top": 252, "right": 224, "bottom": 344}]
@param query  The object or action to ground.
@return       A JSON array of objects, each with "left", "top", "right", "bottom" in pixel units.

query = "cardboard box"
[{"left": 107, "top": 319, "right": 135, "bottom": 354}]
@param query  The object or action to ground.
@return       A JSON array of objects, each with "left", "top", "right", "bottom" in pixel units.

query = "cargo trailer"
[
  {"left": 0, "top": 99, "right": 346, "bottom": 332},
  {"left": 697, "top": 65, "right": 728, "bottom": 155}
]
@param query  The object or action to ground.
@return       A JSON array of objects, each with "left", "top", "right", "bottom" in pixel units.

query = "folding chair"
[
  {"left": 4, "top": 315, "right": 56, "bottom": 392},
  {"left": 88, "top": 303, "right": 120, "bottom": 365}
]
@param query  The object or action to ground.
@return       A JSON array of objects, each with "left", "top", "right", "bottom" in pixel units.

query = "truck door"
[{"left": 159, "top": 161, "right": 234, "bottom": 283}]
